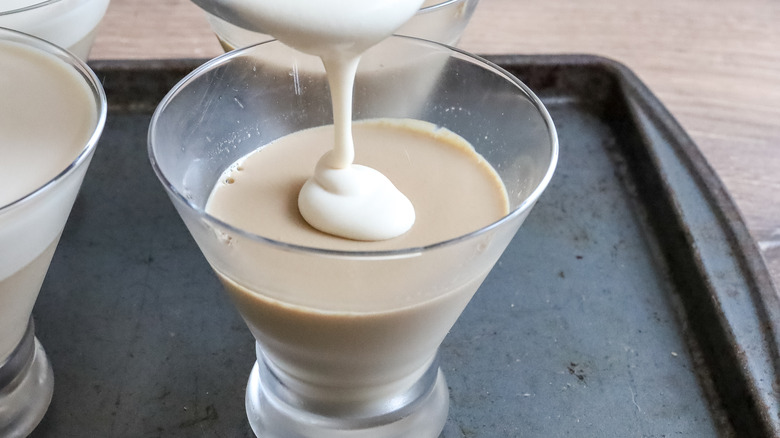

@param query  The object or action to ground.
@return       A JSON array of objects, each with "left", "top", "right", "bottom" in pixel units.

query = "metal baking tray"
[{"left": 27, "top": 55, "right": 779, "bottom": 437}]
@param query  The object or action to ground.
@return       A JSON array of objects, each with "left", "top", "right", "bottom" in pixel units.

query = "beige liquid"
[
  {"left": 207, "top": 119, "right": 507, "bottom": 251},
  {"left": 206, "top": 119, "right": 508, "bottom": 405},
  {"left": 0, "top": 238, "right": 59, "bottom": 359},
  {"left": 0, "top": 41, "right": 94, "bottom": 205}
]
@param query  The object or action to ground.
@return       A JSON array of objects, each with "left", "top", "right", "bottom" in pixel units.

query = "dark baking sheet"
[{"left": 27, "top": 55, "right": 779, "bottom": 437}]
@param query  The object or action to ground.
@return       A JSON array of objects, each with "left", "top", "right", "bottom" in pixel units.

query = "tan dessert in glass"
[
  {"left": 149, "top": 36, "right": 557, "bottom": 437},
  {"left": 0, "top": 28, "right": 106, "bottom": 437}
]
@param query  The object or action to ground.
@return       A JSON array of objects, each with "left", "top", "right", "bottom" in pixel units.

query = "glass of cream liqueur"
[
  {"left": 149, "top": 36, "right": 557, "bottom": 438},
  {"left": 0, "top": 28, "right": 106, "bottom": 437}
]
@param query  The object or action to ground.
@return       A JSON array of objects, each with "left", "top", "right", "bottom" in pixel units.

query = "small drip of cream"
[{"left": 298, "top": 49, "right": 416, "bottom": 241}]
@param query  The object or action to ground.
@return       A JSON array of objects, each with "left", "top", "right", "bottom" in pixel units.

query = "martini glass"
[
  {"left": 0, "top": 0, "right": 111, "bottom": 60},
  {"left": 0, "top": 28, "right": 106, "bottom": 437},
  {"left": 149, "top": 36, "right": 557, "bottom": 438}
]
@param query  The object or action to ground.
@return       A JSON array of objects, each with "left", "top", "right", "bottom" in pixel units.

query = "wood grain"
[{"left": 88, "top": 0, "right": 780, "bottom": 287}]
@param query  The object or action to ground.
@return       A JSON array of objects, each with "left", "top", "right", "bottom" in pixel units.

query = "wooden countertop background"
[{"left": 89, "top": 0, "right": 780, "bottom": 287}]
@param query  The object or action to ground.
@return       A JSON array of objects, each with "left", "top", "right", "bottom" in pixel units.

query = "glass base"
[
  {"left": 245, "top": 352, "right": 449, "bottom": 438},
  {"left": 0, "top": 319, "right": 54, "bottom": 438}
]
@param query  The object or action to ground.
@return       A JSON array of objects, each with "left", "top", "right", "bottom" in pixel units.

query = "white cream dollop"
[
  {"left": 215, "top": 0, "right": 424, "bottom": 240},
  {"left": 298, "top": 152, "right": 415, "bottom": 241}
]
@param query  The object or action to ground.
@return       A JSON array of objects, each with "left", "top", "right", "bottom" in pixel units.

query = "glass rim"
[
  {"left": 0, "top": 27, "right": 107, "bottom": 214},
  {"left": 148, "top": 36, "right": 558, "bottom": 258}
]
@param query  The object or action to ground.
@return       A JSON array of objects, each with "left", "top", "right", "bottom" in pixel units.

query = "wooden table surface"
[{"left": 89, "top": 0, "right": 780, "bottom": 288}]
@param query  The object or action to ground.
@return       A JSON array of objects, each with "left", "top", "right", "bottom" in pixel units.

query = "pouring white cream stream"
[{"left": 212, "top": 0, "right": 422, "bottom": 240}]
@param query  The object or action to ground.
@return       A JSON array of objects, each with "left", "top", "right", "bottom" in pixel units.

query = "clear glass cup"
[
  {"left": 202, "top": 0, "right": 480, "bottom": 51},
  {"left": 0, "top": 0, "right": 111, "bottom": 60},
  {"left": 0, "top": 28, "right": 106, "bottom": 437},
  {"left": 148, "top": 37, "right": 557, "bottom": 438}
]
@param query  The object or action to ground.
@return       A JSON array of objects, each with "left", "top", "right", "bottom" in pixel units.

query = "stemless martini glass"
[
  {"left": 0, "top": 0, "right": 111, "bottom": 60},
  {"left": 0, "top": 28, "right": 106, "bottom": 437},
  {"left": 148, "top": 37, "right": 557, "bottom": 438}
]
